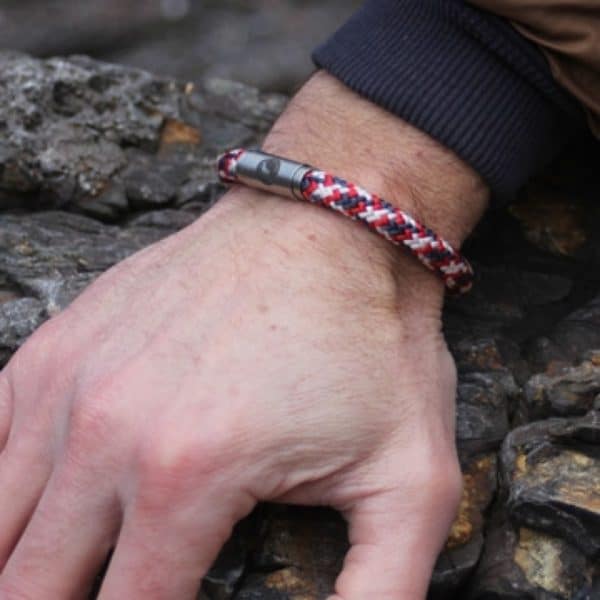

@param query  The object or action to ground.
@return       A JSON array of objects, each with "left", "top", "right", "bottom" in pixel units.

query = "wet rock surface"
[{"left": 0, "top": 53, "right": 598, "bottom": 599}]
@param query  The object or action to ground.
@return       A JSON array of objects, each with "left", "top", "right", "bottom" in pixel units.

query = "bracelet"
[{"left": 217, "top": 148, "right": 474, "bottom": 294}]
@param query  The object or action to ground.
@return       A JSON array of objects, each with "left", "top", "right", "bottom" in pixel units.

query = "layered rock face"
[{"left": 0, "top": 53, "right": 598, "bottom": 599}]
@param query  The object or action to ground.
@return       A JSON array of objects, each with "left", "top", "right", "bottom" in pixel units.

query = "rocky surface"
[
  {"left": 468, "top": 413, "right": 600, "bottom": 599},
  {"left": 0, "top": 52, "right": 598, "bottom": 599},
  {"left": 0, "top": 52, "right": 285, "bottom": 219},
  {"left": 0, "top": 0, "right": 361, "bottom": 93}
]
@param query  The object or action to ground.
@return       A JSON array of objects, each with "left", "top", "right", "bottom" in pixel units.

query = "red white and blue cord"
[{"left": 218, "top": 148, "right": 473, "bottom": 294}]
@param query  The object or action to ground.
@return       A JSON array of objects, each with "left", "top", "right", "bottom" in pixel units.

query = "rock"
[
  {"left": 509, "top": 185, "right": 590, "bottom": 259},
  {"left": 524, "top": 356, "right": 600, "bottom": 419},
  {"left": 202, "top": 515, "right": 261, "bottom": 600},
  {"left": 0, "top": 52, "right": 283, "bottom": 218},
  {"left": 468, "top": 513, "right": 597, "bottom": 599},
  {"left": 0, "top": 210, "right": 193, "bottom": 337},
  {"left": 0, "top": 296, "right": 46, "bottom": 365},
  {"left": 196, "top": 79, "right": 289, "bottom": 133},
  {"left": 512, "top": 529, "right": 596, "bottom": 600},
  {"left": 528, "top": 295, "right": 600, "bottom": 372},
  {"left": 235, "top": 571, "right": 314, "bottom": 600},
  {"left": 443, "top": 263, "right": 576, "bottom": 387},
  {"left": 508, "top": 141, "right": 600, "bottom": 264},
  {"left": 447, "top": 265, "right": 572, "bottom": 324},
  {"left": 451, "top": 336, "right": 515, "bottom": 374},
  {"left": 235, "top": 506, "right": 347, "bottom": 600},
  {"left": 470, "top": 413, "right": 600, "bottom": 598},
  {"left": 500, "top": 412, "right": 600, "bottom": 560},
  {"left": 455, "top": 372, "right": 517, "bottom": 456}
]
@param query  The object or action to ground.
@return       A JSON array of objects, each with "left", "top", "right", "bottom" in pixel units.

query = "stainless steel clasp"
[{"left": 234, "top": 150, "right": 312, "bottom": 200}]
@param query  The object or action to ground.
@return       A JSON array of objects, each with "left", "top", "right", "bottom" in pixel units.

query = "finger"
[
  {"left": 0, "top": 373, "right": 13, "bottom": 452},
  {"left": 99, "top": 489, "right": 250, "bottom": 599},
  {"left": 0, "top": 460, "right": 119, "bottom": 598},
  {"left": 0, "top": 442, "right": 53, "bottom": 566},
  {"left": 330, "top": 484, "right": 461, "bottom": 600}
]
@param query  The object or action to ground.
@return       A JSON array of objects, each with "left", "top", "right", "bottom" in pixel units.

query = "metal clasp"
[{"left": 234, "top": 150, "right": 312, "bottom": 200}]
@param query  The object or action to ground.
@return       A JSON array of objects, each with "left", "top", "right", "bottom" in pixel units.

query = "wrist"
[
  {"left": 203, "top": 70, "right": 490, "bottom": 322},
  {"left": 205, "top": 187, "right": 446, "bottom": 320},
  {"left": 262, "top": 71, "right": 489, "bottom": 250}
]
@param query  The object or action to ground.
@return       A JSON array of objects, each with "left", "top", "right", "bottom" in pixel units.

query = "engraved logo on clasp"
[{"left": 256, "top": 158, "right": 280, "bottom": 185}]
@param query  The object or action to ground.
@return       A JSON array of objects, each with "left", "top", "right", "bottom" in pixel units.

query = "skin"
[{"left": 0, "top": 72, "right": 488, "bottom": 599}]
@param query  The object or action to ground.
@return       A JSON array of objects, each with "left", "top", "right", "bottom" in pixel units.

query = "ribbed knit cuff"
[{"left": 313, "top": 0, "right": 585, "bottom": 204}]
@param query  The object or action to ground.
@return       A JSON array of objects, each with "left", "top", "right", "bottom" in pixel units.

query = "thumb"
[{"left": 330, "top": 478, "right": 462, "bottom": 600}]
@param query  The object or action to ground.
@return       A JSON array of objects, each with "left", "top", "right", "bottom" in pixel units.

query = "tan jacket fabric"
[{"left": 470, "top": 0, "right": 600, "bottom": 137}]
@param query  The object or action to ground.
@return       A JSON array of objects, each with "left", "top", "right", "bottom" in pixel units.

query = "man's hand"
[{"left": 0, "top": 72, "right": 488, "bottom": 599}]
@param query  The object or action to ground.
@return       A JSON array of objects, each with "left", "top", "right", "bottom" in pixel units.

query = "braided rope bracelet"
[{"left": 217, "top": 148, "right": 473, "bottom": 294}]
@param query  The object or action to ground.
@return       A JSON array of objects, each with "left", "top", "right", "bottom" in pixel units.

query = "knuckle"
[
  {"left": 8, "top": 316, "right": 73, "bottom": 386},
  {"left": 59, "top": 379, "right": 133, "bottom": 481},
  {"left": 135, "top": 424, "right": 235, "bottom": 511},
  {"left": 65, "top": 383, "right": 121, "bottom": 457},
  {"left": 394, "top": 440, "right": 463, "bottom": 505},
  {"left": 70, "top": 397, "right": 115, "bottom": 439},
  {"left": 19, "top": 316, "right": 64, "bottom": 361},
  {"left": 0, "top": 371, "right": 13, "bottom": 409},
  {"left": 0, "top": 372, "right": 13, "bottom": 443}
]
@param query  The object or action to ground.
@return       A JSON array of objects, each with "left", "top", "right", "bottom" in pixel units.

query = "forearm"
[{"left": 263, "top": 71, "right": 489, "bottom": 251}]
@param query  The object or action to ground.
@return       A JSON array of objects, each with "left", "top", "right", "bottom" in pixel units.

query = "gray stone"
[
  {"left": 0, "top": 52, "right": 284, "bottom": 219},
  {"left": 0, "top": 209, "right": 199, "bottom": 366},
  {"left": 0, "top": 296, "right": 46, "bottom": 365},
  {"left": 531, "top": 296, "right": 600, "bottom": 372},
  {"left": 456, "top": 371, "right": 516, "bottom": 456}
]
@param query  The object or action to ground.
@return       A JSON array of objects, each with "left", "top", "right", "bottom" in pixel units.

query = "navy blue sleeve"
[{"left": 312, "top": 0, "right": 586, "bottom": 204}]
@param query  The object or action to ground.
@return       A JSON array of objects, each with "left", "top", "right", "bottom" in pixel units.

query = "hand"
[
  {"left": 0, "top": 72, "right": 489, "bottom": 599},
  {"left": 0, "top": 186, "right": 459, "bottom": 599}
]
